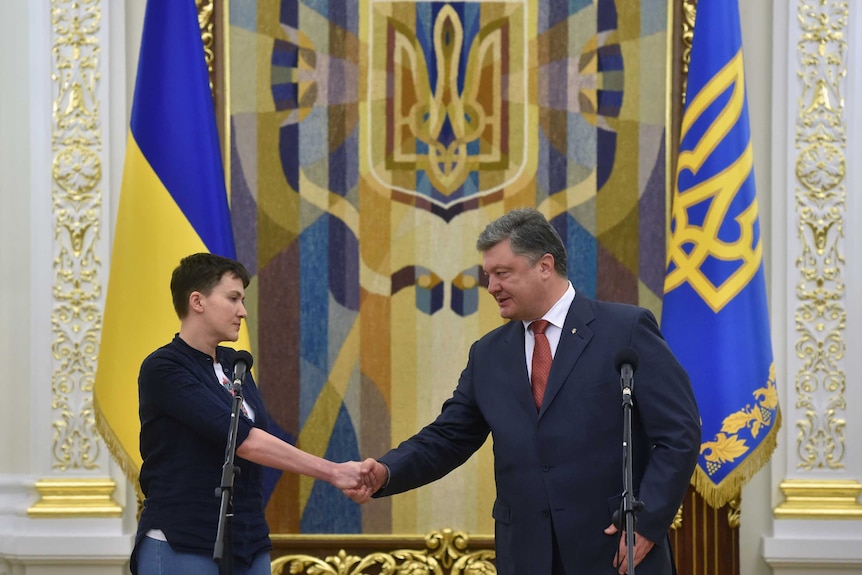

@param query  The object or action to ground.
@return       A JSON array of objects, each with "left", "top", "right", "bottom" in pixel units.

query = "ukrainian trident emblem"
[{"left": 365, "top": 1, "right": 530, "bottom": 218}]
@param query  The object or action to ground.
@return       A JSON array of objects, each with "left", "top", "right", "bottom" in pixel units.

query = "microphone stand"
[
  {"left": 213, "top": 384, "right": 245, "bottom": 574},
  {"left": 618, "top": 370, "right": 644, "bottom": 575}
]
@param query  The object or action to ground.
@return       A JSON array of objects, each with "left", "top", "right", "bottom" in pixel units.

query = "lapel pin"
[{"left": 571, "top": 328, "right": 577, "bottom": 335}]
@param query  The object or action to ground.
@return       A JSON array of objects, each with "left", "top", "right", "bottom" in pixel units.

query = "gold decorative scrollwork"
[
  {"left": 271, "top": 529, "right": 497, "bottom": 575},
  {"left": 680, "top": 0, "right": 696, "bottom": 105},
  {"left": 50, "top": 0, "right": 103, "bottom": 471},
  {"left": 726, "top": 496, "right": 741, "bottom": 529},
  {"left": 671, "top": 504, "right": 683, "bottom": 530},
  {"left": 196, "top": 0, "right": 215, "bottom": 89},
  {"left": 793, "top": 0, "right": 848, "bottom": 471}
]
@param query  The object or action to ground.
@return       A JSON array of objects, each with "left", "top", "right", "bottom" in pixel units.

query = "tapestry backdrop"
[{"left": 226, "top": 0, "right": 668, "bottom": 535}]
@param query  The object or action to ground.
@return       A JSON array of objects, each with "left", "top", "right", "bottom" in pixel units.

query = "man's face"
[
  {"left": 199, "top": 273, "right": 247, "bottom": 342},
  {"left": 482, "top": 239, "right": 549, "bottom": 322}
]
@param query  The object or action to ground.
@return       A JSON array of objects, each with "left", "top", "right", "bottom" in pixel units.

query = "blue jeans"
[{"left": 136, "top": 536, "right": 271, "bottom": 575}]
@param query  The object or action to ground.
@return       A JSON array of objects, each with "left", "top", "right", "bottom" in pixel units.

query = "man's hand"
[
  {"left": 360, "top": 458, "right": 389, "bottom": 493},
  {"left": 603, "top": 523, "right": 655, "bottom": 575},
  {"left": 332, "top": 460, "right": 373, "bottom": 504},
  {"left": 342, "top": 458, "right": 389, "bottom": 504}
]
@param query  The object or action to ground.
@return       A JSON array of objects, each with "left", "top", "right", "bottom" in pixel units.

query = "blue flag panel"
[{"left": 661, "top": 0, "right": 780, "bottom": 508}]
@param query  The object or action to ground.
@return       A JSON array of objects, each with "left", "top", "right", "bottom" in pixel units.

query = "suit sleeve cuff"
[{"left": 372, "top": 461, "right": 391, "bottom": 498}]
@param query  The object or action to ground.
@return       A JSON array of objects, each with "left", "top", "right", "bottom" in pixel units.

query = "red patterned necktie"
[{"left": 530, "top": 320, "right": 552, "bottom": 410}]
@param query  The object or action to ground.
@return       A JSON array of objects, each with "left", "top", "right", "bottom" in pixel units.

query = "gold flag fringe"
[
  {"left": 94, "top": 393, "right": 144, "bottom": 501},
  {"left": 692, "top": 408, "right": 782, "bottom": 508}
]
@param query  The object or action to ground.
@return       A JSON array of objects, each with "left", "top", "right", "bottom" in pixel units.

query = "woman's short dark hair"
[
  {"left": 170, "top": 253, "right": 251, "bottom": 318},
  {"left": 476, "top": 207, "right": 567, "bottom": 277}
]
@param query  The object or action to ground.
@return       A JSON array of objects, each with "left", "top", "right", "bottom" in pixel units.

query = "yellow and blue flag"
[
  {"left": 661, "top": 0, "right": 780, "bottom": 508},
  {"left": 94, "top": 0, "right": 249, "bottom": 484}
]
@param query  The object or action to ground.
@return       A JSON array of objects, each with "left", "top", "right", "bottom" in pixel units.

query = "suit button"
[
  {"left": 542, "top": 509, "right": 550, "bottom": 517},
  {"left": 542, "top": 465, "right": 550, "bottom": 472}
]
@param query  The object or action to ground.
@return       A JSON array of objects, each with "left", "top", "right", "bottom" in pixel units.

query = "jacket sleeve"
[
  {"left": 376, "top": 341, "right": 491, "bottom": 497},
  {"left": 627, "top": 308, "right": 701, "bottom": 544}
]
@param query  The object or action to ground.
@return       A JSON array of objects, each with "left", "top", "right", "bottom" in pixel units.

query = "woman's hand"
[{"left": 330, "top": 460, "right": 364, "bottom": 490}]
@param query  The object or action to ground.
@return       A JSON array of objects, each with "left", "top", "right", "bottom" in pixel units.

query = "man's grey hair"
[{"left": 476, "top": 207, "right": 567, "bottom": 277}]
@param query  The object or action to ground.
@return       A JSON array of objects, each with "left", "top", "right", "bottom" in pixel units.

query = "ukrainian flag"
[
  {"left": 661, "top": 0, "right": 779, "bottom": 508},
  {"left": 94, "top": 0, "right": 250, "bottom": 485}
]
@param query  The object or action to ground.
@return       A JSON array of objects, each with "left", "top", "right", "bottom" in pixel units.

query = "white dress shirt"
[{"left": 522, "top": 282, "right": 575, "bottom": 381}]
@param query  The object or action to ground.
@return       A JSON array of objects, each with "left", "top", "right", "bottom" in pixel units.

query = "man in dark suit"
[{"left": 352, "top": 208, "right": 701, "bottom": 575}]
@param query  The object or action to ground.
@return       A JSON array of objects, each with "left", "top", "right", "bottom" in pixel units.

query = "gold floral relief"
[
  {"left": 50, "top": 0, "right": 103, "bottom": 471},
  {"left": 793, "top": 0, "right": 848, "bottom": 471},
  {"left": 271, "top": 530, "right": 497, "bottom": 575}
]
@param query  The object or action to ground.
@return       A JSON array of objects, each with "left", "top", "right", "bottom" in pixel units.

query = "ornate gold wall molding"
[
  {"left": 27, "top": 478, "right": 122, "bottom": 518},
  {"left": 271, "top": 529, "right": 496, "bottom": 575},
  {"left": 774, "top": 479, "right": 862, "bottom": 519},
  {"left": 36, "top": 0, "right": 120, "bottom": 517},
  {"left": 793, "top": 0, "right": 848, "bottom": 471},
  {"left": 50, "top": 0, "right": 104, "bottom": 473}
]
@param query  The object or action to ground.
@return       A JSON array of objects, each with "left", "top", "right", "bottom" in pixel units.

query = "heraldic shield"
[{"left": 365, "top": 1, "right": 531, "bottom": 220}]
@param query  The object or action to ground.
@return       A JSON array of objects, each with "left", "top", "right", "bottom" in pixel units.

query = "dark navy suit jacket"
[{"left": 376, "top": 293, "right": 701, "bottom": 575}]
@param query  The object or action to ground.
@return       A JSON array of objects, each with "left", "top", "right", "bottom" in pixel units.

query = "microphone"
[
  {"left": 231, "top": 351, "right": 253, "bottom": 389},
  {"left": 614, "top": 347, "right": 639, "bottom": 393}
]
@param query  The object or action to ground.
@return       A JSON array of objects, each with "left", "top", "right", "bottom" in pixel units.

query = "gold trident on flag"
[{"left": 665, "top": 50, "right": 762, "bottom": 313}]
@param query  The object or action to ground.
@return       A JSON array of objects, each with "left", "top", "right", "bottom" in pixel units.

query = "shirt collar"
[
  {"left": 172, "top": 333, "right": 225, "bottom": 366},
  {"left": 522, "top": 282, "right": 575, "bottom": 331}
]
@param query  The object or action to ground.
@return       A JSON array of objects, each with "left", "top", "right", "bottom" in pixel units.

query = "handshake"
[{"left": 331, "top": 457, "right": 389, "bottom": 504}]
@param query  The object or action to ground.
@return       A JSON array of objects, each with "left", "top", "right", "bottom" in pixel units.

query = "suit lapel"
[
  {"left": 500, "top": 321, "right": 537, "bottom": 417},
  {"left": 539, "top": 294, "right": 594, "bottom": 418}
]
